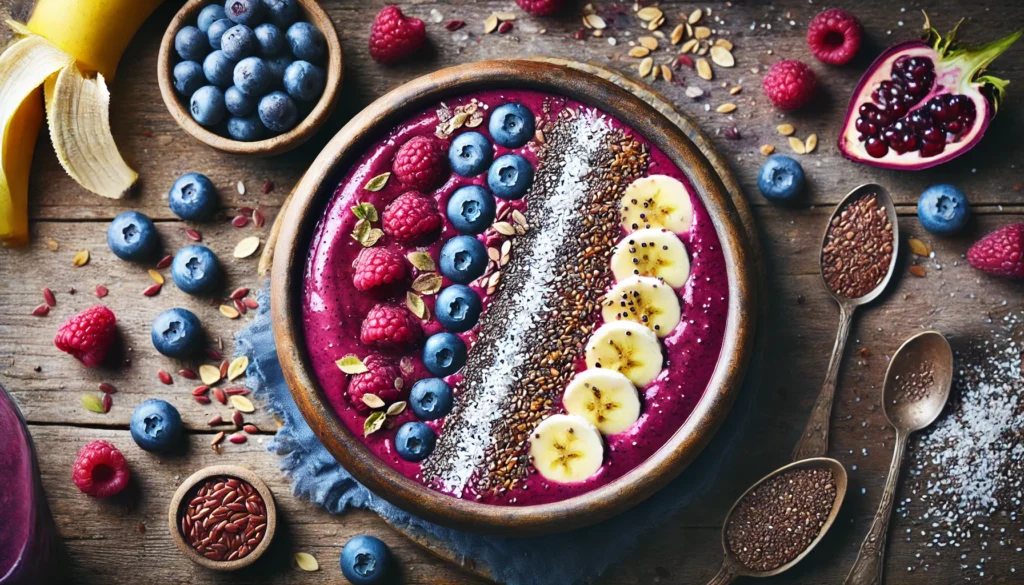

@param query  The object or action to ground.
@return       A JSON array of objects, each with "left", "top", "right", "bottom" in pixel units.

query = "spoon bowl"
[
  {"left": 820, "top": 183, "right": 899, "bottom": 306},
  {"left": 881, "top": 330, "right": 954, "bottom": 432},
  {"left": 707, "top": 458, "right": 848, "bottom": 584}
]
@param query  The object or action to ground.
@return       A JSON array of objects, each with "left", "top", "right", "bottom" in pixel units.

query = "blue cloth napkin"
[{"left": 236, "top": 287, "right": 758, "bottom": 585}]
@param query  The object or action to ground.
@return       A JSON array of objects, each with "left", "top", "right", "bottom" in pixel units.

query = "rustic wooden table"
[{"left": 2, "top": 1, "right": 1022, "bottom": 583}]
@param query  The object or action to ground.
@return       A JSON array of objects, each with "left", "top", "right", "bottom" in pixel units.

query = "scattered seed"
[
  {"left": 760, "top": 144, "right": 776, "bottom": 155},
  {"left": 184, "top": 228, "right": 202, "bottom": 242},
  {"left": 195, "top": 394, "right": 212, "bottom": 405},
  {"left": 909, "top": 265, "right": 926, "bottom": 278},
  {"left": 219, "top": 359, "right": 230, "bottom": 378},
  {"left": 261, "top": 180, "right": 274, "bottom": 194},
  {"left": 446, "top": 20, "right": 465, "bottom": 31},
  {"left": 694, "top": 26, "right": 711, "bottom": 39},
  {"left": 225, "top": 387, "right": 248, "bottom": 396},
  {"left": 220, "top": 305, "right": 241, "bottom": 319},
  {"left": 42, "top": 287, "right": 56, "bottom": 307},
  {"left": 362, "top": 394, "right": 386, "bottom": 409},
  {"left": 714, "top": 38, "right": 734, "bottom": 51},
  {"left": 628, "top": 46, "right": 650, "bottom": 58},
  {"left": 234, "top": 298, "right": 247, "bottom": 315},
  {"left": 82, "top": 393, "right": 104, "bottom": 413},
  {"left": 253, "top": 209, "right": 265, "bottom": 227},
  {"left": 498, "top": 21, "right": 513, "bottom": 33},
  {"left": 192, "top": 385, "right": 210, "bottom": 396},
  {"left": 148, "top": 269, "right": 165, "bottom": 284},
  {"left": 233, "top": 236, "right": 260, "bottom": 258},
  {"left": 729, "top": 86, "right": 743, "bottom": 95},
  {"left": 638, "top": 57, "right": 654, "bottom": 77},
  {"left": 484, "top": 14, "right": 498, "bottom": 33},
  {"left": 661, "top": 65, "right": 672, "bottom": 82},
  {"left": 680, "top": 39, "right": 699, "bottom": 53},
  {"left": 716, "top": 103, "right": 737, "bottom": 113},
  {"left": 229, "top": 432, "right": 247, "bottom": 444},
  {"left": 638, "top": 36, "right": 658, "bottom": 50},
  {"left": 788, "top": 136, "right": 806, "bottom": 154},
  {"left": 158, "top": 370, "right": 173, "bottom": 385},
  {"left": 232, "top": 411, "right": 244, "bottom": 427},
  {"left": 208, "top": 415, "right": 224, "bottom": 426},
  {"left": 156, "top": 255, "right": 173, "bottom": 269},
  {"left": 710, "top": 46, "right": 735, "bottom": 67},
  {"left": 670, "top": 24, "right": 684, "bottom": 44},
  {"left": 230, "top": 395, "right": 255, "bottom": 413},
  {"left": 72, "top": 249, "right": 89, "bottom": 267},
  {"left": 909, "top": 238, "right": 931, "bottom": 257},
  {"left": 45, "top": 238, "right": 59, "bottom": 251},
  {"left": 295, "top": 552, "right": 319, "bottom": 572},
  {"left": 687, "top": 8, "right": 703, "bottom": 24},
  {"left": 243, "top": 424, "right": 259, "bottom": 434},
  {"left": 101, "top": 393, "right": 112, "bottom": 414},
  {"left": 206, "top": 348, "right": 222, "bottom": 361},
  {"left": 213, "top": 387, "right": 227, "bottom": 405},
  {"left": 696, "top": 58, "right": 712, "bottom": 80},
  {"left": 200, "top": 365, "right": 222, "bottom": 385},
  {"left": 230, "top": 287, "right": 250, "bottom": 300},
  {"left": 31, "top": 303, "right": 49, "bottom": 316},
  {"left": 99, "top": 383, "right": 117, "bottom": 395},
  {"left": 211, "top": 432, "right": 225, "bottom": 446},
  {"left": 231, "top": 215, "right": 249, "bottom": 228},
  {"left": 243, "top": 297, "right": 259, "bottom": 310},
  {"left": 95, "top": 285, "right": 109, "bottom": 298},
  {"left": 637, "top": 7, "right": 663, "bottom": 21},
  {"left": 685, "top": 85, "right": 704, "bottom": 98},
  {"left": 143, "top": 283, "right": 162, "bottom": 297},
  {"left": 805, "top": 134, "right": 818, "bottom": 153},
  {"left": 776, "top": 123, "right": 795, "bottom": 136},
  {"left": 228, "top": 356, "right": 249, "bottom": 381}
]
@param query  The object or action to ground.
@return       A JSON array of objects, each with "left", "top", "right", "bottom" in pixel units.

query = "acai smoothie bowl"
[{"left": 271, "top": 60, "right": 756, "bottom": 534}]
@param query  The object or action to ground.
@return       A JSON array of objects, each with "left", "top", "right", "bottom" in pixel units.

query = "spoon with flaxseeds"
[
  {"left": 843, "top": 330, "right": 953, "bottom": 585},
  {"left": 792, "top": 183, "right": 898, "bottom": 461}
]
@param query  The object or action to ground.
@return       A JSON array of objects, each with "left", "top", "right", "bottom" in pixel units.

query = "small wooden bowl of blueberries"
[{"left": 158, "top": 0, "right": 342, "bottom": 156}]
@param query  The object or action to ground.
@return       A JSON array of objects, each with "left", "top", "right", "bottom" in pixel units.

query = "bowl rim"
[
  {"left": 156, "top": 0, "right": 343, "bottom": 157},
  {"left": 271, "top": 59, "right": 757, "bottom": 535}
]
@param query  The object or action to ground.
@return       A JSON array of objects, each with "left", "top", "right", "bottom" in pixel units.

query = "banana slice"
[
  {"left": 610, "top": 228, "right": 691, "bottom": 289},
  {"left": 529, "top": 414, "right": 605, "bottom": 484},
  {"left": 563, "top": 369, "right": 641, "bottom": 435},
  {"left": 620, "top": 175, "right": 693, "bottom": 234},
  {"left": 584, "top": 321, "right": 663, "bottom": 387},
  {"left": 602, "top": 275, "right": 682, "bottom": 338}
]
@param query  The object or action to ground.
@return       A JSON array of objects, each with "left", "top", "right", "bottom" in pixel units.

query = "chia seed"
[{"left": 821, "top": 193, "right": 893, "bottom": 299}]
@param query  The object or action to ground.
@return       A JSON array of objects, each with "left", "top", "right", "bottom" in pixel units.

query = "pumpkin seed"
[
  {"left": 406, "top": 292, "right": 428, "bottom": 319},
  {"left": 230, "top": 395, "right": 255, "bottom": 413},
  {"left": 694, "top": 26, "right": 711, "bottom": 39},
  {"left": 583, "top": 13, "right": 605, "bottom": 29},
  {"left": 638, "top": 36, "right": 658, "bottom": 50},
  {"left": 200, "top": 364, "right": 222, "bottom": 385},
  {"left": 295, "top": 552, "right": 319, "bottom": 572},
  {"left": 680, "top": 39, "right": 699, "bottom": 53},
  {"left": 661, "top": 65, "right": 672, "bottom": 82},
  {"left": 81, "top": 393, "right": 104, "bottom": 413},
  {"left": 628, "top": 46, "right": 650, "bottom": 58},
  {"left": 805, "top": 133, "right": 818, "bottom": 153},
  {"left": 72, "top": 249, "right": 89, "bottom": 267},
  {"left": 364, "top": 411, "right": 386, "bottom": 436},
  {"left": 687, "top": 8, "right": 703, "bottom": 24},
  {"left": 363, "top": 172, "right": 390, "bottom": 192},
  {"left": 696, "top": 58, "right": 712, "bottom": 80},
  {"left": 406, "top": 251, "right": 435, "bottom": 271},
  {"left": 228, "top": 356, "right": 249, "bottom": 381},
  {"left": 716, "top": 103, "right": 737, "bottom": 113},
  {"left": 493, "top": 221, "right": 516, "bottom": 236},
  {"left": 362, "top": 394, "right": 385, "bottom": 409},
  {"left": 776, "top": 123, "right": 795, "bottom": 136},
  {"left": 484, "top": 14, "right": 498, "bottom": 33},
  {"left": 648, "top": 16, "right": 663, "bottom": 31},
  {"left": 638, "top": 57, "right": 654, "bottom": 77},
  {"left": 386, "top": 401, "right": 407, "bottom": 416},
  {"left": 233, "top": 236, "right": 260, "bottom": 258},
  {"left": 412, "top": 273, "right": 443, "bottom": 294},
  {"left": 714, "top": 38, "right": 734, "bottom": 51},
  {"left": 636, "top": 7, "right": 662, "bottom": 21},
  {"left": 670, "top": 24, "right": 684, "bottom": 44},
  {"left": 788, "top": 136, "right": 806, "bottom": 154},
  {"left": 336, "top": 355, "right": 368, "bottom": 374},
  {"left": 351, "top": 202, "right": 378, "bottom": 222},
  {"left": 710, "top": 46, "right": 734, "bottom": 67}
]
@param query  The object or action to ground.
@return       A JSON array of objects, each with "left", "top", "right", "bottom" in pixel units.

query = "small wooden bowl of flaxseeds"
[{"left": 169, "top": 465, "right": 277, "bottom": 571}]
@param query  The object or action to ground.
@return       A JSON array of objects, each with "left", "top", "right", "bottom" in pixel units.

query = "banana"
[
  {"left": 601, "top": 275, "right": 682, "bottom": 338},
  {"left": 563, "top": 369, "right": 641, "bottom": 435},
  {"left": 620, "top": 175, "right": 693, "bottom": 234},
  {"left": 610, "top": 228, "right": 691, "bottom": 289},
  {"left": 528, "top": 414, "right": 605, "bottom": 483},
  {"left": 0, "top": 0, "right": 163, "bottom": 245},
  {"left": 584, "top": 321, "right": 663, "bottom": 388}
]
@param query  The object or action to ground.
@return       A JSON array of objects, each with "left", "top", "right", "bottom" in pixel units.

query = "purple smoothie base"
[{"left": 301, "top": 89, "right": 730, "bottom": 506}]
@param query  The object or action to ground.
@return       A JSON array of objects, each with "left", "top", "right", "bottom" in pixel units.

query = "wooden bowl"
[
  {"left": 168, "top": 465, "right": 277, "bottom": 571},
  {"left": 271, "top": 60, "right": 758, "bottom": 535},
  {"left": 156, "top": 0, "right": 342, "bottom": 156}
]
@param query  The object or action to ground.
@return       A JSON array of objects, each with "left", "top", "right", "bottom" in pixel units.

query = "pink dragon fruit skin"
[{"left": 0, "top": 383, "right": 58, "bottom": 584}]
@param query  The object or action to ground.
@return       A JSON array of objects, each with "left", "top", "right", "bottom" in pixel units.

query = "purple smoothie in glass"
[{"left": 301, "top": 89, "right": 729, "bottom": 506}]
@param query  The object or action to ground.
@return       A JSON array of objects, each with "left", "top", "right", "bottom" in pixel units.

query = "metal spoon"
[
  {"left": 793, "top": 183, "right": 898, "bottom": 461},
  {"left": 843, "top": 331, "right": 953, "bottom": 585},
  {"left": 706, "top": 458, "right": 848, "bottom": 585}
]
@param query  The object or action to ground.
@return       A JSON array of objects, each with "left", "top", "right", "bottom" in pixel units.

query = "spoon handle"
[
  {"left": 706, "top": 561, "right": 738, "bottom": 585},
  {"left": 792, "top": 302, "right": 855, "bottom": 460},
  {"left": 843, "top": 430, "right": 910, "bottom": 585}
]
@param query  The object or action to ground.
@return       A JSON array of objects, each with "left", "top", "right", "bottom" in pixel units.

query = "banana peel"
[{"left": 0, "top": 0, "right": 163, "bottom": 246}]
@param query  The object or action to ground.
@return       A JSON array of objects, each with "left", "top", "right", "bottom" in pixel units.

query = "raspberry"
[
  {"left": 369, "top": 6, "right": 426, "bottom": 64},
  {"left": 72, "top": 440, "right": 130, "bottom": 498},
  {"left": 353, "top": 247, "right": 408, "bottom": 292},
  {"left": 967, "top": 223, "right": 1024, "bottom": 280},
  {"left": 54, "top": 305, "right": 117, "bottom": 368},
  {"left": 806, "top": 8, "right": 862, "bottom": 66},
  {"left": 360, "top": 304, "right": 423, "bottom": 349},
  {"left": 347, "top": 355, "right": 407, "bottom": 415},
  {"left": 516, "top": 0, "right": 563, "bottom": 16},
  {"left": 382, "top": 191, "right": 442, "bottom": 244},
  {"left": 393, "top": 136, "right": 448, "bottom": 191},
  {"left": 762, "top": 60, "right": 818, "bottom": 110}
]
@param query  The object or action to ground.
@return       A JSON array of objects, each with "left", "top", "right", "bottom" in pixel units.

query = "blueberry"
[
  {"left": 446, "top": 186, "right": 496, "bottom": 235},
  {"left": 173, "top": 60, "right": 205, "bottom": 97},
  {"left": 265, "top": 55, "right": 292, "bottom": 86},
  {"left": 439, "top": 235, "right": 488, "bottom": 284},
  {"left": 221, "top": 24, "right": 256, "bottom": 60},
  {"left": 168, "top": 172, "right": 217, "bottom": 220},
  {"left": 175, "top": 25, "right": 209, "bottom": 62},
  {"left": 261, "top": 0, "right": 299, "bottom": 27},
  {"left": 233, "top": 56, "right": 269, "bottom": 95},
  {"left": 486, "top": 154, "right": 534, "bottom": 200},
  {"left": 282, "top": 60, "right": 324, "bottom": 102},
  {"left": 286, "top": 22, "right": 325, "bottom": 62},
  {"left": 197, "top": 4, "right": 226, "bottom": 32},
  {"left": 422, "top": 332, "right": 467, "bottom": 377},
  {"left": 207, "top": 18, "right": 233, "bottom": 49},
  {"left": 130, "top": 399, "right": 183, "bottom": 453},
  {"left": 227, "top": 114, "right": 265, "bottom": 141},
  {"left": 171, "top": 245, "right": 221, "bottom": 295},
  {"left": 224, "top": 0, "right": 262, "bottom": 26},
  {"left": 258, "top": 91, "right": 298, "bottom": 133},
  {"left": 409, "top": 378, "right": 454, "bottom": 421},
  {"left": 488, "top": 102, "right": 535, "bottom": 148},
  {"left": 202, "top": 50, "right": 235, "bottom": 87},
  {"left": 107, "top": 211, "right": 159, "bottom": 261},
  {"left": 254, "top": 23, "right": 285, "bottom": 56},
  {"left": 190, "top": 85, "right": 227, "bottom": 126},
  {"left": 757, "top": 155, "right": 805, "bottom": 203},
  {"left": 225, "top": 85, "right": 257, "bottom": 116},
  {"left": 340, "top": 535, "right": 394, "bottom": 585},
  {"left": 151, "top": 307, "right": 204, "bottom": 358},
  {"left": 917, "top": 184, "right": 970, "bottom": 235},
  {"left": 394, "top": 422, "right": 436, "bottom": 463},
  {"left": 448, "top": 132, "right": 494, "bottom": 177},
  {"left": 435, "top": 285, "right": 482, "bottom": 333}
]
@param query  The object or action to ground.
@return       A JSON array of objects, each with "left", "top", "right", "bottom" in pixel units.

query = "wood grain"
[{"left": 1, "top": 0, "right": 1023, "bottom": 582}]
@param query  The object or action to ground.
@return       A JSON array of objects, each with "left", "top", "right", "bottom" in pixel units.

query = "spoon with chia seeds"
[
  {"left": 843, "top": 330, "right": 953, "bottom": 585},
  {"left": 706, "top": 457, "right": 848, "bottom": 584},
  {"left": 792, "top": 183, "right": 898, "bottom": 461}
]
